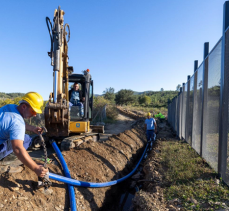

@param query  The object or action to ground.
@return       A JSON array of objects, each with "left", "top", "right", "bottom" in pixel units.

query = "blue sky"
[{"left": 0, "top": 0, "right": 227, "bottom": 99}]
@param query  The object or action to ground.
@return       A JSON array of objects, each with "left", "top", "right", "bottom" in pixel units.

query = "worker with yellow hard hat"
[
  {"left": 0, "top": 92, "right": 48, "bottom": 177},
  {"left": 144, "top": 112, "right": 157, "bottom": 143}
]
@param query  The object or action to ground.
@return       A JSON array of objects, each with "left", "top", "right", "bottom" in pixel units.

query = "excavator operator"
[
  {"left": 0, "top": 92, "right": 48, "bottom": 177},
  {"left": 69, "top": 82, "right": 85, "bottom": 117},
  {"left": 69, "top": 82, "right": 85, "bottom": 105}
]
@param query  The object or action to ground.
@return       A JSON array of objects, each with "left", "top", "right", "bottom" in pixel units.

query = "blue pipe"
[
  {"left": 51, "top": 141, "right": 77, "bottom": 211},
  {"left": 49, "top": 143, "right": 149, "bottom": 188}
]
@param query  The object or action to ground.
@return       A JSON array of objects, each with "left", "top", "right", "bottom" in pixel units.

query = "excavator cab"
[{"left": 68, "top": 71, "right": 94, "bottom": 133}]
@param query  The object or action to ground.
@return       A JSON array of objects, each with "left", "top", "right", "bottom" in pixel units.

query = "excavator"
[{"left": 44, "top": 6, "right": 103, "bottom": 150}]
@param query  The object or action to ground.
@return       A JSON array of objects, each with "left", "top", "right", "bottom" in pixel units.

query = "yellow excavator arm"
[{"left": 45, "top": 6, "right": 72, "bottom": 137}]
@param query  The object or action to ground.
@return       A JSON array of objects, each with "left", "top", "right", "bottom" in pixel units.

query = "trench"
[
  {"left": 46, "top": 114, "right": 147, "bottom": 211},
  {"left": 29, "top": 122, "right": 147, "bottom": 210},
  {"left": 99, "top": 142, "right": 151, "bottom": 211},
  {"left": 49, "top": 115, "right": 148, "bottom": 211},
  {"left": 0, "top": 110, "right": 153, "bottom": 211}
]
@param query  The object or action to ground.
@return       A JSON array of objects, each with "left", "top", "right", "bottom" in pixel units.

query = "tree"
[
  {"left": 103, "top": 87, "right": 115, "bottom": 102},
  {"left": 139, "top": 95, "right": 151, "bottom": 106},
  {"left": 14, "top": 97, "right": 22, "bottom": 105},
  {"left": 115, "top": 89, "right": 135, "bottom": 105},
  {"left": 160, "top": 88, "right": 164, "bottom": 92},
  {"left": 1, "top": 98, "right": 14, "bottom": 106},
  {"left": 144, "top": 95, "right": 151, "bottom": 106},
  {"left": 176, "top": 84, "right": 181, "bottom": 91}
]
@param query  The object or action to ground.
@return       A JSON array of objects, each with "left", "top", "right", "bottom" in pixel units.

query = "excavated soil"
[
  {"left": 0, "top": 110, "right": 150, "bottom": 211},
  {"left": 132, "top": 120, "right": 181, "bottom": 211}
]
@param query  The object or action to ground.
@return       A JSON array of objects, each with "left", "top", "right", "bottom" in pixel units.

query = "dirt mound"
[
  {"left": 104, "top": 113, "right": 135, "bottom": 135},
  {"left": 117, "top": 106, "right": 145, "bottom": 120},
  {"left": 0, "top": 119, "right": 147, "bottom": 210},
  {"left": 132, "top": 120, "right": 180, "bottom": 211}
]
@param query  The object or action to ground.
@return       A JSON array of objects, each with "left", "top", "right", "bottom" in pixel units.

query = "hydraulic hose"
[
  {"left": 45, "top": 17, "right": 53, "bottom": 55},
  {"left": 49, "top": 142, "right": 149, "bottom": 188},
  {"left": 51, "top": 141, "right": 77, "bottom": 211}
]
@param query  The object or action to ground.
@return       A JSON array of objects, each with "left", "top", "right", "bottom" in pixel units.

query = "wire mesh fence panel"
[
  {"left": 187, "top": 76, "right": 194, "bottom": 145},
  {"left": 185, "top": 80, "right": 190, "bottom": 142},
  {"left": 172, "top": 100, "right": 174, "bottom": 129},
  {"left": 176, "top": 94, "right": 181, "bottom": 136},
  {"left": 174, "top": 101, "right": 175, "bottom": 129},
  {"left": 192, "top": 65, "right": 203, "bottom": 154},
  {"left": 171, "top": 100, "right": 174, "bottom": 128},
  {"left": 202, "top": 40, "right": 222, "bottom": 171},
  {"left": 169, "top": 103, "right": 172, "bottom": 126},
  {"left": 168, "top": 104, "right": 169, "bottom": 123},
  {"left": 170, "top": 103, "right": 172, "bottom": 125},
  {"left": 175, "top": 97, "right": 178, "bottom": 132},
  {"left": 169, "top": 103, "right": 172, "bottom": 125},
  {"left": 225, "top": 29, "right": 229, "bottom": 184},
  {"left": 181, "top": 84, "right": 187, "bottom": 139},
  {"left": 172, "top": 101, "right": 175, "bottom": 129}
]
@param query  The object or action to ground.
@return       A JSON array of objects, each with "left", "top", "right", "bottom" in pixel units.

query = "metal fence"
[
  {"left": 91, "top": 104, "right": 107, "bottom": 124},
  {"left": 168, "top": 1, "right": 229, "bottom": 185}
]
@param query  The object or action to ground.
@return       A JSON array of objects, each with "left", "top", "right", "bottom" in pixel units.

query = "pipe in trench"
[
  {"left": 51, "top": 141, "right": 77, "bottom": 211},
  {"left": 49, "top": 142, "right": 149, "bottom": 188}
]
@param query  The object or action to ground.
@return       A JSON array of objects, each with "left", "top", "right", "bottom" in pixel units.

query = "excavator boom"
[
  {"left": 45, "top": 6, "right": 71, "bottom": 137},
  {"left": 44, "top": 6, "right": 104, "bottom": 146}
]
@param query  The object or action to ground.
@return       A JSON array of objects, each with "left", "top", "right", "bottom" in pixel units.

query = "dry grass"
[
  {"left": 161, "top": 140, "right": 229, "bottom": 210},
  {"left": 120, "top": 105, "right": 168, "bottom": 117}
]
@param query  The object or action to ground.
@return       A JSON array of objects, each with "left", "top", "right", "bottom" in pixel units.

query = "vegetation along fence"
[{"left": 168, "top": 1, "right": 229, "bottom": 185}]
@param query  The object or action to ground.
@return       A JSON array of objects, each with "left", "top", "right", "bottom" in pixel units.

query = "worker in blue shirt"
[
  {"left": 0, "top": 92, "right": 48, "bottom": 178},
  {"left": 144, "top": 112, "right": 157, "bottom": 142}
]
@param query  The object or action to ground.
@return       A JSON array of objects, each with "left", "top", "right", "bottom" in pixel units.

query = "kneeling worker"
[
  {"left": 144, "top": 112, "right": 157, "bottom": 142},
  {"left": 0, "top": 92, "right": 48, "bottom": 177}
]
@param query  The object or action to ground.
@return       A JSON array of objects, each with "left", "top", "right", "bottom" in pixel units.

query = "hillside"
[{"left": 0, "top": 92, "right": 25, "bottom": 99}]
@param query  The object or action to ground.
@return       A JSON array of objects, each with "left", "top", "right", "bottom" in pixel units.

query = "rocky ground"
[
  {"left": 0, "top": 108, "right": 151, "bottom": 211},
  {"left": 0, "top": 107, "right": 197, "bottom": 211}
]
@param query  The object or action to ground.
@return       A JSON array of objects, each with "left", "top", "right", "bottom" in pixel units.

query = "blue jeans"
[
  {"left": 146, "top": 130, "right": 155, "bottom": 142},
  {"left": 0, "top": 135, "right": 32, "bottom": 160}
]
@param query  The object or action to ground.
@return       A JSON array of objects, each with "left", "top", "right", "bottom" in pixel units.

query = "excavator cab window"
[
  {"left": 68, "top": 82, "right": 85, "bottom": 120},
  {"left": 89, "top": 80, "right": 93, "bottom": 120}
]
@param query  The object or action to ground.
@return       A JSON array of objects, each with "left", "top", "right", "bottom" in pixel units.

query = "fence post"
[
  {"left": 192, "top": 60, "right": 198, "bottom": 147},
  {"left": 218, "top": 1, "right": 229, "bottom": 179},
  {"left": 185, "top": 75, "right": 191, "bottom": 142},
  {"left": 172, "top": 98, "right": 175, "bottom": 129},
  {"left": 181, "top": 83, "right": 185, "bottom": 139},
  {"left": 200, "top": 42, "right": 209, "bottom": 157},
  {"left": 194, "top": 60, "right": 198, "bottom": 72},
  {"left": 171, "top": 98, "right": 174, "bottom": 128},
  {"left": 179, "top": 87, "right": 183, "bottom": 139}
]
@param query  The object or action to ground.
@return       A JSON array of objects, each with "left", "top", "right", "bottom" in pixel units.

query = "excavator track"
[{"left": 60, "top": 132, "right": 100, "bottom": 150}]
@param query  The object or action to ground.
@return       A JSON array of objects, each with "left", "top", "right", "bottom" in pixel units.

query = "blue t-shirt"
[
  {"left": 0, "top": 104, "right": 25, "bottom": 144},
  {"left": 145, "top": 118, "right": 156, "bottom": 130}
]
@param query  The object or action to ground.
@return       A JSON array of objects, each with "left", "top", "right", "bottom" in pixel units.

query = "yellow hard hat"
[
  {"left": 22, "top": 92, "right": 44, "bottom": 114},
  {"left": 147, "top": 112, "right": 151, "bottom": 116}
]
